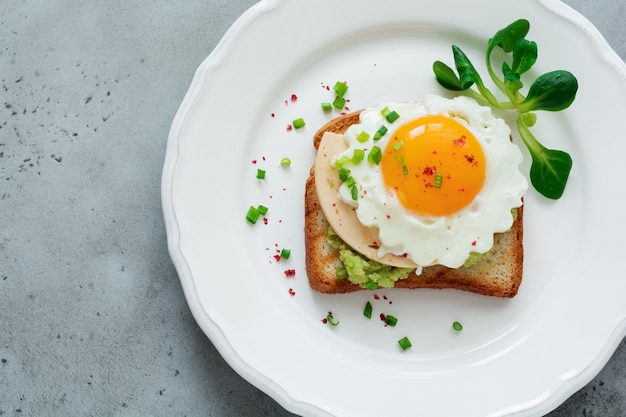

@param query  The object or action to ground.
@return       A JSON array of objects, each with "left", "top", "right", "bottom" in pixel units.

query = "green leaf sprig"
[{"left": 432, "top": 19, "right": 578, "bottom": 199}]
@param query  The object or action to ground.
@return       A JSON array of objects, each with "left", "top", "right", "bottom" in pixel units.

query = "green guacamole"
[{"left": 326, "top": 224, "right": 498, "bottom": 289}]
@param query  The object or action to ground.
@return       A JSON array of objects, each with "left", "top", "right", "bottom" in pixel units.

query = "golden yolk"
[{"left": 381, "top": 115, "right": 486, "bottom": 216}]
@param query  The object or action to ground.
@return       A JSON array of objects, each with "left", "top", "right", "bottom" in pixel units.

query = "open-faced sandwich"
[{"left": 305, "top": 94, "right": 528, "bottom": 297}]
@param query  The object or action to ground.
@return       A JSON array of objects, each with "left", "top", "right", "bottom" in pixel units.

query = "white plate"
[{"left": 161, "top": 1, "right": 626, "bottom": 416}]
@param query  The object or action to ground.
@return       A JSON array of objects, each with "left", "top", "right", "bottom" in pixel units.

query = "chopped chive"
[
  {"left": 326, "top": 313, "right": 339, "bottom": 326},
  {"left": 292, "top": 118, "right": 306, "bottom": 129},
  {"left": 365, "top": 281, "right": 377, "bottom": 291},
  {"left": 385, "top": 110, "right": 400, "bottom": 123},
  {"left": 280, "top": 248, "right": 291, "bottom": 259},
  {"left": 402, "top": 165, "right": 409, "bottom": 176},
  {"left": 384, "top": 315, "right": 398, "bottom": 327},
  {"left": 367, "top": 146, "right": 382, "bottom": 164},
  {"left": 434, "top": 173, "right": 443, "bottom": 188},
  {"left": 332, "top": 96, "right": 346, "bottom": 109},
  {"left": 381, "top": 107, "right": 390, "bottom": 117},
  {"left": 394, "top": 152, "right": 404, "bottom": 165},
  {"left": 245, "top": 206, "right": 260, "bottom": 224},
  {"left": 280, "top": 157, "right": 291, "bottom": 167},
  {"left": 338, "top": 167, "right": 350, "bottom": 182},
  {"left": 333, "top": 81, "right": 348, "bottom": 97},
  {"left": 363, "top": 301, "right": 373, "bottom": 319},
  {"left": 392, "top": 141, "right": 404, "bottom": 151},
  {"left": 257, "top": 205, "right": 268, "bottom": 215},
  {"left": 345, "top": 259, "right": 355, "bottom": 269},
  {"left": 373, "top": 125, "right": 388, "bottom": 141},
  {"left": 345, "top": 176, "right": 356, "bottom": 188},
  {"left": 452, "top": 321, "right": 463, "bottom": 331},
  {"left": 321, "top": 102, "right": 332, "bottom": 111},
  {"left": 335, "top": 266, "right": 348, "bottom": 280},
  {"left": 256, "top": 169, "right": 266, "bottom": 179},
  {"left": 350, "top": 184, "right": 358, "bottom": 200},
  {"left": 333, "top": 155, "right": 351, "bottom": 168},
  {"left": 356, "top": 131, "right": 370, "bottom": 143},
  {"left": 352, "top": 149, "right": 364, "bottom": 164},
  {"left": 398, "top": 336, "right": 412, "bottom": 350}
]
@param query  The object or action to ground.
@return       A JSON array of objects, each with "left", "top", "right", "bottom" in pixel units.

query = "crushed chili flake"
[
  {"left": 423, "top": 166, "right": 436, "bottom": 176},
  {"left": 373, "top": 294, "right": 380, "bottom": 300},
  {"left": 465, "top": 154, "right": 475, "bottom": 164},
  {"left": 251, "top": 159, "right": 257, "bottom": 164},
  {"left": 284, "top": 100, "right": 288, "bottom": 106},
  {"left": 471, "top": 241, "right": 477, "bottom": 246},
  {"left": 263, "top": 217, "right": 268, "bottom": 225},
  {"left": 453, "top": 136, "right": 467, "bottom": 146},
  {"left": 379, "top": 313, "right": 386, "bottom": 321},
  {"left": 271, "top": 113, "right": 275, "bottom": 118},
  {"left": 273, "top": 255, "right": 281, "bottom": 262},
  {"left": 284, "top": 269, "right": 296, "bottom": 277},
  {"left": 290, "top": 94, "right": 298, "bottom": 102},
  {"left": 288, "top": 288, "right": 295, "bottom": 296},
  {"left": 287, "top": 124, "right": 293, "bottom": 132},
  {"left": 321, "top": 318, "right": 328, "bottom": 324}
]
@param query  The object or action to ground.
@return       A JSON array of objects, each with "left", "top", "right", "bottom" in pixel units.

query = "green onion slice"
[
  {"left": 338, "top": 167, "right": 351, "bottom": 182},
  {"left": 385, "top": 315, "right": 398, "bottom": 327},
  {"left": 453, "top": 321, "right": 463, "bottom": 331},
  {"left": 333, "top": 81, "right": 348, "bottom": 97},
  {"left": 350, "top": 185, "right": 358, "bottom": 200},
  {"left": 373, "top": 126, "right": 388, "bottom": 141},
  {"left": 332, "top": 96, "right": 346, "bottom": 109},
  {"left": 365, "top": 281, "right": 377, "bottom": 291},
  {"left": 326, "top": 314, "right": 340, "bottom": 326},
  {"left": 321, "top": 102, "right": 332, "bottom": 111},
  {"left": 363, "top": 302, "right": 373, "bottom": 319},
  {"left": 385, "top": 110, "right": 400, "bottom": 123},
  {"left": 335, "top": 266, "right": 348, "bottom": 280},
  {"left": 356, "top": 131, "right": 370, "bottom": 143},
  {"left": 257, "top": 205, "right": 268, "bottom": 215},
  {"left": 280, "top": 157, "right": 291, "bottom": 167},
  {"left": 402, "top": 165, "right": 409, "bottom": 176},
  {"left": 368, "top": 146, "right": 382, "bottom": 164},
  {"left": 292, "top": 118, "right": 306, "bottom": 129},
  {"left": 434, "top": 173, "right": 443, "bottom": 188},
  {"left": 398, "top": 336, "right": 412, "bottom": 350},
  {"left": 280, "top": 248, "right": 291, "bottom": 259},
  {"left": 245, "top": 206, "right": 260, "bottom": 224},
  {"left": 352, "top": 149, "right": 364, "bottom": 164},
  {"left": 256, "top": 169, "right": 266, "bottom": 179}
]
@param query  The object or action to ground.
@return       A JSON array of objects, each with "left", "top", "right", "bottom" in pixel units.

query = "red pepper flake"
[
  {"left": 271, "top": 113, "right": 275, "bottom": 118},
  {"left": 386, "top": 214, "right": 391, "bottom": 219},
  {"left": 453, "top": 136, "right": 467, "bottom": 146},
  {"left": 288, "top": 288, "right": 295, "bottom": 296},
  {"left": 423, "top": 166, "right": 436, "bottom": 176},
  {"left": 273, "top": 255, "right": 281, "bottom": 262},
  {"left": 286, "top": 124, "right": 293, "bottom": 132},
  {"left": 262, "top": 156, "right": 266, "bottom": 161},
  {"left": 373, "top": 294, "right": 380, "bottom": 300},
  {"left": 321, "top": 318, "right": 328, "bottom": 324},
  {"left": 471, "top": 241, "right": 477, "bottom": 246},
  {"left": 383, "top": 295, "right": 388, "bottom": 300},
  {"left": 251, "top": 159, "right": 257, "bottom": 164},
  {"left": 284, "top": 100, "right": 288, "bottom": 106},
  {"left": 263, "top": 217, "right": 268, "bottom": 225},
  {"left": 432, "top": 150, "right": 438, "bottom": 155},
  {"left": 458, "top": 188, "right": 465, "bottom": 193},
  {"left": 379, "top": 313, "right": 386, "bottom": 321},
  {"left": 290, "top": 94, "right": 298, "bottom": 102},
  {"left": 284, "top": 269, "right": 296, "bottom": 278},
  {"left": 464, "top": 154, "right": 475, "bottom": 164}
]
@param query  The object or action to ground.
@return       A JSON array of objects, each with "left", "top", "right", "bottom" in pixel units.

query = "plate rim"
[{"left": 161, "top": 1, "right": 626, "bottom": 416}]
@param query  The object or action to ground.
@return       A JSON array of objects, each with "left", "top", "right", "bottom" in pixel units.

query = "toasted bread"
[{"left": 304, "top": 112, "right": 524, "bottom": 298}]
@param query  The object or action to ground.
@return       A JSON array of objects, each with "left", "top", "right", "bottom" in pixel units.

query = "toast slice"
[{"left": 304, "top": 112, "right": 524, "bottom": 297}]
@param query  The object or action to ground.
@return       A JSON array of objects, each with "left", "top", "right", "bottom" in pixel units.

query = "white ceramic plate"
[{"left": 162, "top": 1, "right": 626, "bottom": 416}]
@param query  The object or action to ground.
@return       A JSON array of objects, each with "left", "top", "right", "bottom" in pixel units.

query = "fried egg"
[{"left": 315, "top": 95, "right": 528, "bottom": 272}]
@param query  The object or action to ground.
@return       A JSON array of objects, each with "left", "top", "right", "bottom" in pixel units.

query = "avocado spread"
[{"left": 326, "top": 223, "right": 501, "bottom": 289}]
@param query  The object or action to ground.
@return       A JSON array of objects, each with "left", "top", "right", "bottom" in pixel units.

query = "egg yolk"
[{"left": 381, "top": 115, "right": 486, "bottom": 216}]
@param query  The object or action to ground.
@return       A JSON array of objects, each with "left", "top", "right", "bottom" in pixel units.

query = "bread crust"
[{"left": 305, "top": 112, "right": 524, "bottom": 298}]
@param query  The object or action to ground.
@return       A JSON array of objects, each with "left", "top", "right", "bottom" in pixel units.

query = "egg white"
[{"left": 335, "top": 94, "right": 528, "bottom": 269}]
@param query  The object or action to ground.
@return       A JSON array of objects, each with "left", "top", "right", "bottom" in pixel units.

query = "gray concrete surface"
[{"left": 0, "top": 0, "right": 624, "bottom": 416}]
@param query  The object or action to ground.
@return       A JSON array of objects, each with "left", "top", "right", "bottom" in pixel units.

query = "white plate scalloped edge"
[{"left": 162, "top": 1, "right": 626, "bottom": 416}]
